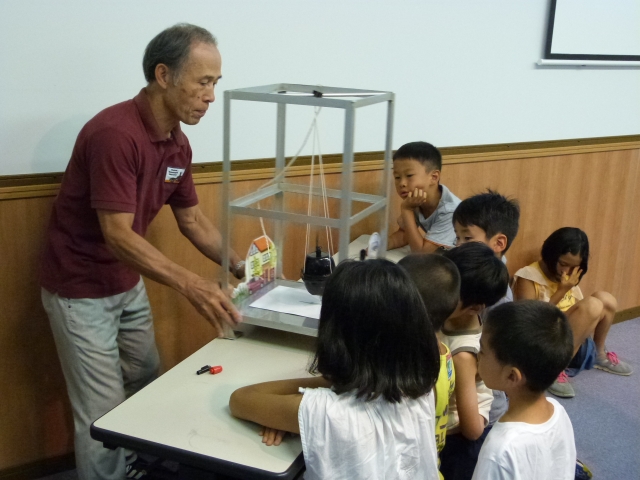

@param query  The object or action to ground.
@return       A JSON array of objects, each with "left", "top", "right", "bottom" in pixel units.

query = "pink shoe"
[
  {"left": 595, "top": 351, "right": 633, "bottom": 375},
  {"left": 548, "top": 371, "right": 575, "bottom": 398}
]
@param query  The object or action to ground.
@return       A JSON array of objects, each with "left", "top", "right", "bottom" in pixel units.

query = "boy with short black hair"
[
  {"left": 452, "top": 190, "right": 520, "bottom": 426},
  {"left": 389, "top": 141, "right": 461, "bottom": 253},
  {"left": 452, "top": 189, "right": 520, "bottom": 261},
  {"left": 473, "top": 300, "right": 576, "bottom": 480},
  {"left": 398, "top": 254, "right": 461, "bottom": 472},
  {"left": 439, "top": 242, "right": 509, "bottom": 480}
]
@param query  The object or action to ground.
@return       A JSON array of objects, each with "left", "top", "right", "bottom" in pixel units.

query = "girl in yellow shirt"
[{"left": 514, "top": 227, "right": 632, "bottom": 398}]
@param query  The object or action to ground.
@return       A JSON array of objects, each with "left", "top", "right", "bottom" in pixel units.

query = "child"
[
  {"left": 473, "top": 301, "right": 577, "bottom": 480},
  {"left": 514, "top": 227, "right": 632, "bottom": 398},
  {"left": 439, "top": 242, "right": 509, "bottom": 480},
  {"left": 452, "top": 190, "right": 520, "bottom": 424},
  {"left": 452, "top": 189, "right": 520, "bottom": 307},
  {"left": 388, "top": 141, "right": 461, "bottom": 253},
  {"left": 229, "top": 259, "right": 441, "bottom": 479},
  {"left": 398, "top": 254, "right": 461, "bottom": 476}
]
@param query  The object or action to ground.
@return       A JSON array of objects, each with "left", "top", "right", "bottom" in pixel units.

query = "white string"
[
  {"left": 251, "top": 108, "right": 322, "bottom": 275},
  {"left": 303, "top": 115, "right": 318, "bottom": 271},
  {"left": 313, "top": 116, "right": 334, "bottom": 264},
  {"left": 257, "top": 107, "right": 323, "bottom": 192},
  {"left": 246, "top": 107, "right": 331, "bottom": 274},
  {"left": 258, "top": 216, "right": 272, "bottom": 277}
]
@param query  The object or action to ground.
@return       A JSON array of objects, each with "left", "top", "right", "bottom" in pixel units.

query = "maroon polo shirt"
[{"left": 40, "top": 88, "right": 199, "bottom": 298}]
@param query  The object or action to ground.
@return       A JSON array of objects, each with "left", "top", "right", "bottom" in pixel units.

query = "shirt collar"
[{"left": 133, "top": 88, "right": 185, "bottom": 146}]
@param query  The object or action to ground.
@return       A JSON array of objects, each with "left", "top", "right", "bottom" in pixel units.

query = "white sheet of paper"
[{"left": 249, "top": 286, "right": 322, "bottom": 319}]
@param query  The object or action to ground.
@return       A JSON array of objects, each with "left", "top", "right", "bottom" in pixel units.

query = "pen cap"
[{"left": 210, "top": 365, "right": 223, "bottom": 374}]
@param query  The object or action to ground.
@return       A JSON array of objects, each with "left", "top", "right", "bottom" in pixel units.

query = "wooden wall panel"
[
  {"left": 0, "top": 196, "right": 74, "bottom": 469},
  {"left": 433, "top": 151, "right": 640, "bottom": 309},
  {"left": 1, "top": 143, "right": 639, "bottom": 472}
]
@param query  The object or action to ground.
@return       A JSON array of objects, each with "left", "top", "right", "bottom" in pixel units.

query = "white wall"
[{"left": 1, "top": 0, "right": 639, "bottom": 176}]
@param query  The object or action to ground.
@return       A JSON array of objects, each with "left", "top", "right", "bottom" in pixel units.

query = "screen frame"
[{"left": 544, "top": 0, "right": 640, "bottom": 62}]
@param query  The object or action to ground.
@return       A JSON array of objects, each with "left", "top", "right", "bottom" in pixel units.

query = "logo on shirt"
[{"left": 165, "top": 167, "right": 185, "bottom": 183}]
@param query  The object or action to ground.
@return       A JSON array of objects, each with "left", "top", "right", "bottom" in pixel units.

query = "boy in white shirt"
[{"left": 473, "top": 301, "right": 577, "bottom": 480}]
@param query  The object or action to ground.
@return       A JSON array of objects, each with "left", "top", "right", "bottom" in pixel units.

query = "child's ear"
[
  {"left": 466, "top": 303, "right": 485, "bottom": 316},
  {"left": 506, "top": 366, "right": 524, "bottom": 387},
  {"left": 490, "top": 233, "right": 508, "bottom": 255},
  {"left": 430, "top": 169, "right": 441, "bottom": 184}
]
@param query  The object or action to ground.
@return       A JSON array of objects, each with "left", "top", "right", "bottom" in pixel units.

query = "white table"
[{"left": 91, "top": 326, "right": 315, "bottom": 479}]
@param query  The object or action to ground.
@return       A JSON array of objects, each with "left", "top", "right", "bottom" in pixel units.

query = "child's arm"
[
  {"left": 452, "top": 352, "right": 486, "bottom": 440},
  {"left": 513, "top": 277, "right": 537, "bottom": 301},
  {"left": 401, "top": 210, "right": 442, "bottom": 253},
  {"left": 515, "top": 275, "right": 577, "bottom": 306},
  {"left": 229, "top": 376, "right": 331, "bottom": 434},
  {"left": 400, "top": 192, "right": 442, "bottom": 253},
  {"left": 387, "top": 228, "right": 408, "bottom": 250}
]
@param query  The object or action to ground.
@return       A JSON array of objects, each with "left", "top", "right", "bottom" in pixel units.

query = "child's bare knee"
[
  {"left": 579, "top": 296, "right": 604, "bottom": 322},
  {"left": 592, "top": 291, "right": 617, "bottom": 313}
]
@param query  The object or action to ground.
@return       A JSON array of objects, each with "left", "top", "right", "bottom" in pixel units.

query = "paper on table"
[{"left": 249, "top": 286, "right": 322, "bottom": 319}]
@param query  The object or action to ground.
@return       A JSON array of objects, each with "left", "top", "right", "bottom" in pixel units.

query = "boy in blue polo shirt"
[{"left": 388, "top": 142, "right": 460, "bottom": 253}]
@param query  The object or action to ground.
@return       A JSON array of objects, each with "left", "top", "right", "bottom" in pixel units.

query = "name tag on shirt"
[{"left": 165, "top": 167, "right": 185, "bottom": 183}]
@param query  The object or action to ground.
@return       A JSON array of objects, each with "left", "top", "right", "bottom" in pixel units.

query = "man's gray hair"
[{"left": 143, "top": 23, "right": 217, "bottom": 83}]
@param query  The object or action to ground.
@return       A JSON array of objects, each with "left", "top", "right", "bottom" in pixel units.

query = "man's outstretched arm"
[{"left": 97, "top": 209, "right": 241, "bottom": 337}]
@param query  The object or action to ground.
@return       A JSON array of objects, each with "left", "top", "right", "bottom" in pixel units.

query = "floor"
[
  {"left": 37, "top": 319, "right": 640, "bottom": 480},
  {"left": 553, "top": 318, "right": 640, "bottom": 479}
]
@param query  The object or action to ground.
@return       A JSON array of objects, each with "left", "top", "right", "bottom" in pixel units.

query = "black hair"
[
  {"left": 143, "top": 23, "right": 218, "bottom": 83},
  {"left": 442, "top": 242, "right": 508, "bottom": 308},
  {"left": 393, "top": 141, "right": 442, "bottom": 172},
  {"left": 541, "top": 227, "right": 589, "bottom": 280},
  {"left": 311, "top": 259, "right": 440, "bottom": 403},
  {"left": 398, "top": 254, "right": 461, "bottom": 331},
  {"left": 483, "top": 301, "right": 574, "bottom": 393},
  {"left": 452, "top": 190, "right": 520, "bottom": 253}
]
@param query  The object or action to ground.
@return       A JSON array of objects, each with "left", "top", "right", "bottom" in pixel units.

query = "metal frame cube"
[{"left": 220, "top": 83, "right": 395, "bottom": 335}]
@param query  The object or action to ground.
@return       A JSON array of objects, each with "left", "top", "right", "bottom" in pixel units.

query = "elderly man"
[{"left": 40, "top": 24, "right": 243, "bottom": 479}]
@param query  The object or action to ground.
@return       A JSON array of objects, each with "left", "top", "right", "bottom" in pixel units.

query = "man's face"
[
  {"left": 393, "top": 158, "right": 437, "bottom": 198},
  {"left": 165, "top": 42, "right": 222, "bottom": 126}
]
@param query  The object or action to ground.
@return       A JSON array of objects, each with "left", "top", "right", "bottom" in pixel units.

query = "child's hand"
[
  {"left": 401, "top": 188, "right": 428, "bottom": 211},
  {"left": 560, "top": 268, "right": 582, "bottom": 289},
  {"left": 259, "top": 426, "right": 287, "bottom": 446}
]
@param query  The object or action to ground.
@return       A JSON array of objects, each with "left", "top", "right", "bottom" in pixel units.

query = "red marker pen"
[{"left": 210, "top": 365, "right": 223, "bottom": 375}]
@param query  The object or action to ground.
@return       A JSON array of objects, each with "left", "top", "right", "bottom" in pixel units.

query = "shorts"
[
  {"left": 439, "top": 425, "right": 492, "bottom": 480},
  {"left": 566, "top": 336, "right": 596, "bottom": 377}
]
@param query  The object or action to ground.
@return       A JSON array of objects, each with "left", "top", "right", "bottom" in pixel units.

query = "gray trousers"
[{"left": 42, "top": 278, "right": 160, "bottom": 480}]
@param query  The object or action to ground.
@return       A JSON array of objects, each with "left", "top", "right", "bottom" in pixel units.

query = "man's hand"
[
  {"left": 401, "top": 188, "right": 428, "bottom": 211},
  {"left": 259, "top": 426, "right": 288, "bottom": 446},
  {"left": 184, "top": 276, "right": 242, "bottom": 337},
  {"left": 560, "top": 268, "right": 582, "bottom": 290}
]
